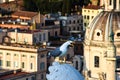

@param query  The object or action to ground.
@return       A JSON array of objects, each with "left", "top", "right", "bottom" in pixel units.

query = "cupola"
[{"left": 85, "top": 0, "right": 120, "bottom": 44}]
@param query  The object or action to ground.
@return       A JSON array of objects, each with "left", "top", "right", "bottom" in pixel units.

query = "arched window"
[
  {"left": 109, "top": 0, "right": 112, "bottom": 5},
  {"left": 94, "top": 56, "right": 99, "bottom": 67}
]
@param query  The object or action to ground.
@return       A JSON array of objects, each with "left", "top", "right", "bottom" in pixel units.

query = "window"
[
  {"left": 33, "top": 37, "right": 36, "bottom": 43},
  {"left": 39, "top": 34, "right": 42, "bottom": 41},
  {"left": 41, "top": 74, "right": 44, "bottom": 79},
  {"left": 73, "top": 20, "right": 75, "bottom": 24},
  {"left": 77, "top": 20, "right": 79, "bottom": 23},
  {"left": 22, "top": 62, "right": 25, "bottom": 68},
  {"left": 84, "top": 15, "right": 86, "bottom": 19},
  {"left": 84, "top": 23, "right": 86, "bottom": 27},
  {"left": 88, "top": 10, "right": 90, "bottom": 12},
  {"left": 24, "top": 38, "right": 27, "bottom": 44},
  {"left": 40, "top": 62, "right": 45, "bottom": 70},
  {"left": 6, "top": 61, "right": 11, "bottom": 67},
  {"left": 43, "top": 33, "right": 46, "bottom": 40},
  {"left": 14, "top": 54, "right": 18, "bottom": 56},
  {"left": 30, "top": 63, "right": 33, "bottom": 69},
  {"left": 48, "top": 32, "right": 50, "bottom": 37},
  {"left": 14, "top": 61, "right": 18, "bottom": 68},
  {"left": 31, "top": 56, "right": 35, "bottom": 58},
  {"left": 117, "top": 33, "right": 120, "bottom": 37},
  {"left": 69, "top": 27, "right": 71, "bottom": 31},
  {"left": 81, "top": 20, "right": 83, "bottom": 23},
  {"left": 6, "top": 53, "right": 10, "bottom": 55},
  {"left": 31, "top": 76, "right": 35, "bottom": 80},
  {"left": 77, "top": 27, "right": 80, "bottom": 30},
  {"left": 92, "top": 16, "right": 94, "bottom": 19},
  {"left": 26, "top": 78, "right": 28, "bottom": 80},
  {"left": 117, "top": 59, "right": 120, "bottom": 68},
  {"left": 0, "top": 52, "right": 2, "bottom": 54},
  {"left": 41, "top": 54, "right": 44, "bottom": 58},
  {"left": 55, "top": 31, "right": 58, "bottom": 36},
  {"left": 22, "top": 55, "right": 26, "bottom": 57},
  {"left": 87, "top": 16, "right": 89, "bottom": 19},
  {"left": 73, "top": 27, "right": 75, "bottom": 30},
  {"left": 69, "top": 20, "right": 71, "bottom": 24},
  {"left": 94, "top": 56, "right": 99, "bottom": 67},
  {"left": 109, "top": 0, "right": 112, "bottom": 5},
  {"left": 0, "top": 60, "right": 2, "bottom": 66}
]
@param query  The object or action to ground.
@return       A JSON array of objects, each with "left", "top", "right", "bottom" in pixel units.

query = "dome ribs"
[{"left": 86, "top": 11, "right": 120, "bottom": 43}]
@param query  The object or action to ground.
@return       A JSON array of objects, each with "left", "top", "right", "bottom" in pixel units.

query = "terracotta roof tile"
[
  {"left": 12, "top": 11, "right": 38, "bottom": 18},
  {"left": 0, "top": 72, "right": 29, "bottom": 79},
  {"left": 0, "top": 0, "right": 24, "bottom": 11},
  {"left": 83, "top": 4, "right": 102, "bottom": 10}
]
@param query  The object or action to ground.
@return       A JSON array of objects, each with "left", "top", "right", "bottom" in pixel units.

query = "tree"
[
  {"left": 62, "top": 0, "right": 72, "bottom": 15},
  {"left": 23, "top": 0, "right": 38, "bottom": 11}
]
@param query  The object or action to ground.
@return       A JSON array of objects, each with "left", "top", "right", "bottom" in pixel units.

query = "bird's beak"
[{"left": 70, "top": 41, "right": 75, "bottom": 47}]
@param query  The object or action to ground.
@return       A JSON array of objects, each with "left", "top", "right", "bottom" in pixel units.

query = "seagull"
[{"left": 47, "top": 41, "right": 74, "bottom": 58}]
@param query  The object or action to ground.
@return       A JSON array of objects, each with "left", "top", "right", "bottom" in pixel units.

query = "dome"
[{"left": 85, "top": 11, "right": 120, "bottom": 47}]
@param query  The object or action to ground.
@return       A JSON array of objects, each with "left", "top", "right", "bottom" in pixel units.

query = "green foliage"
[{"left": 23, "top": 0, "right": 91, "bottom": 15}]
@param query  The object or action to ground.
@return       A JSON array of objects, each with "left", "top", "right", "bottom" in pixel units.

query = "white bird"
[{"left": 47, "top": 41, "right": 74, "bottom": 58}]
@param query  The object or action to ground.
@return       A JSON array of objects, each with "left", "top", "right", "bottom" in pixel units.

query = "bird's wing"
[{"left": 50, "top": 47, "right": 62, "bottom": 57}]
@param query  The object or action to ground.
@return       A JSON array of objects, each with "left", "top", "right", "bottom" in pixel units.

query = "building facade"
[
  {"left": 0, "top": 29, "right": 49, "bottom": 80},
  {"left": 59, "top": 14, "right": 83, "bottom": 36},
  {"left": 7, "top": 30, "right": 48, "bottom": 45},
  {"left": 83, "top": 0, "right": 120, "bottom": 80}
]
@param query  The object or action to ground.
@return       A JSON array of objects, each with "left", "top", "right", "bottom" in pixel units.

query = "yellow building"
[
  {"left": 0, "top": 44, "right": 48, "bottom": 80},
  {"left": 82, "top": 4, "right": 103, "bottom": 29}
]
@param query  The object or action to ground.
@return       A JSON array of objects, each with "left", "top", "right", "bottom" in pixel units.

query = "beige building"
[
  {"left": 7, "top": 29, "right": 48, "bottom": 45},
  {"left": 0, "top": 43, "right": 48, "bottom": 80},
  {"left": 40, "top": 25, "right": 60, "bottom": 37},
  {"left": 0, "top": 29, "right": 49, "bottom": 80},
  {"left": 83, "top": 0, "right": 120, "bottom": 80},
  {"left": 82, "top": 4, "right": 103, "bottom": 29},
  {"left": 59, "top": 14, "right": 83, "bottom": 35}
]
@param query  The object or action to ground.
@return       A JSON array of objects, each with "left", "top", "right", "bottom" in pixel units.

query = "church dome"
[
  {"left": 85, "top": 11, "right": 120, "bottom": 43},
  {"left": 85, "top": 0, "right": 120, "bottom": 47},
  {"left": 85, "top": 11, "right": 120, "bottom": 54}
]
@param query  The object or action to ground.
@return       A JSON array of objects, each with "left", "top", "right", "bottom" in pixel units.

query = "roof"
[
  {"left": 0, "top": 0, "right": 24, "bottom": 11},
  {"left": 83, "top": 4, "right": 102, "bottom": 10},
  {"left": 0, "top": 72, "right": 28, "bottom": 79},
  {"left": 12, "top": 11, "right": 38, "bottom": 18},
  {"left": 0, "top": 69, "right": 29, "bottom": 80}
]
